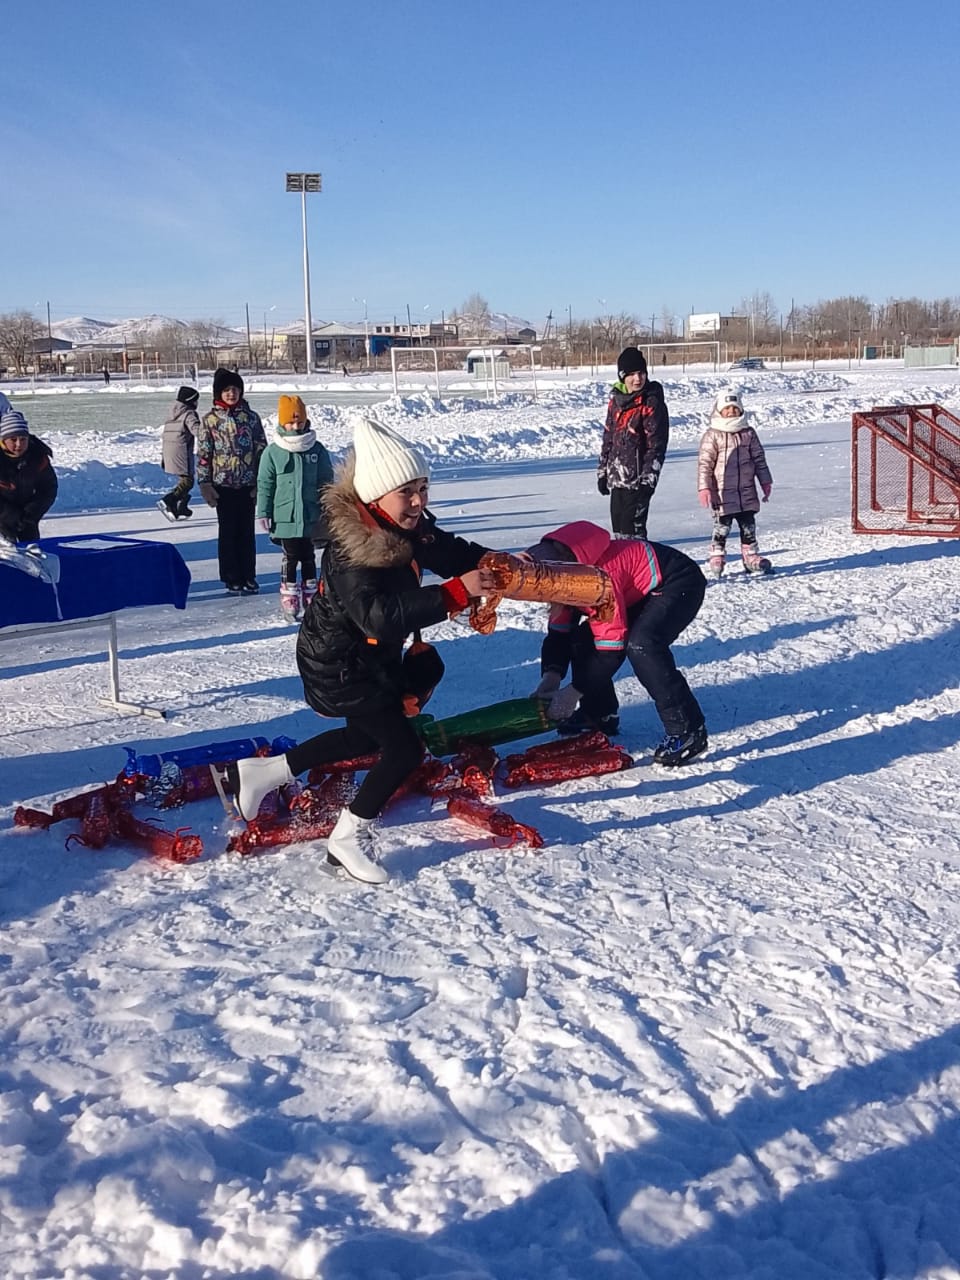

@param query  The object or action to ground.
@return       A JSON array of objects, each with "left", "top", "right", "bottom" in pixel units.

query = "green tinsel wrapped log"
[{"left": 414, "top": 698, "right": 553, "bottom": 756}]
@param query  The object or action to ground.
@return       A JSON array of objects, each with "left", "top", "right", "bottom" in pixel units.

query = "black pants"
[
  {"left": 280, "top": 536, "right": 317, "bottom": 584},
  {"left": 711, "top": 511, "right": 757, "bottom": 549},
  {"left": 610, "top": 485, "right": 654, "bottom": 539},
  {"left": 214, "top": 485, "right": 256, "bottom": 587},
  {"left": 163, "top": 474, "right": 193, "bottom": 515},
  {"left": 573, "top": 559, "right": 706, "bottom": 737},
  {"left": 286, "top": 705, "right": 424, "bottom": 820}
]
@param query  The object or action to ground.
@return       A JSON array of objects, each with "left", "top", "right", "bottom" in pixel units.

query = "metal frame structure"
[
  {"left": 390, "top": 344, "right": 540, "bottom": 403},
  {"left": 0, "top": 614, "right": 166, "bottom": 718},
  {"left": 851, "top": 403, "right": 960, "bottom": 537}
]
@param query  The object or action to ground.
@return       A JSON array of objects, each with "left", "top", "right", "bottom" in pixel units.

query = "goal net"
[{"left": 127, "top": 362, "right": 199, "bottom": 384}]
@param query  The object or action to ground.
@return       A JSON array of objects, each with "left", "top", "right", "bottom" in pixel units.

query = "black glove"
[{"left": 597, "top": 475, "right": 609, "bottom": 496}]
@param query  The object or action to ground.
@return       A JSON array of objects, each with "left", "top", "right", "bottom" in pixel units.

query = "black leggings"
[
  {"left": 280, "top": 536, "right": 317, "bottom": 584},
  {"left": 286, "top": 705, "right": 424, "bottom": 819}
]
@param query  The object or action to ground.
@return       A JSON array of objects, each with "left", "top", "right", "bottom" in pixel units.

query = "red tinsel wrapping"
[
  {"left": 112, "top": 808, "right": 203, "bottom": 863},
  {"left": 450, "top": 745, "right": 498, "bottom": 796},
  {"left": 503, "top": 746, "right": 633, "bottom": 788},
  {"left": 227, "top": 815, "right": 337, "bottom": 855},
  {"left": 446, "top": 789, "right": 543, "bottom": 849},
  {"left": 64, "top": 792, "right": 115, "bottom": 851},
  {"left": 49, "top": 783, "right": 119, "bottom": 825},
  {"left": 503, "top": 731, "right": 611, "bottom": 769},
  {"left": 388, "top": 757, "right": 456, "bottom": 803},
  {"left": 14, "top": 807, "right": 54, "bottom": 829},
  {"left": 307, "top": 754, "right": 379, "bottom": 785},
  {"left": 291, "top": 770, "right": 356, "bottom": 822}
]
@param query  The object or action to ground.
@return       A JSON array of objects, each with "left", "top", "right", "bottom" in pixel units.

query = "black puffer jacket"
[
  {"left": 597, "top": 380, "right": 670, "bottom": 492},
  {"left": 0, "top": 436, "right": 58, "bottom": 541},
  {"left": 296, "top": 465, "right": 488, "bottom": 717}
]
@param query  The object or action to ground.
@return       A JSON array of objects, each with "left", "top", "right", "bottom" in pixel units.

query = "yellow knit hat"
[{"left": 278, "top": 394, "right": 307, "bottom": 426}]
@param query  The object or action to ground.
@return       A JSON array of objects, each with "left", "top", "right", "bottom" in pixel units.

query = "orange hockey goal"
[{"left": 851, "top": 403, "right": 960, "bottom": 537}]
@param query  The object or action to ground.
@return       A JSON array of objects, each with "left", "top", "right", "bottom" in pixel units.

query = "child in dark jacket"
[
  {"left": 256, "top": 395, "right": 334, "bottom": 622},
  {"left": 233, "top": 417, "right": 495, "bottom": 883},
  {"left": 597, "top": 346, "right": 669, "bottom": 540},
  {"left": 0, "top": 409, "right": 58, "bottom": 545},
  {"left": 527, "top": 520, "right": 707, "bottom": 767}
]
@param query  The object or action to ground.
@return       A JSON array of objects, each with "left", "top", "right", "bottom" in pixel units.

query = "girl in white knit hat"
[
  {"left": 696, "top": 389, "right": 773, "bottom": 578},
  {"left": 231, "top": 417, "right": 495, "bottom": 883}
]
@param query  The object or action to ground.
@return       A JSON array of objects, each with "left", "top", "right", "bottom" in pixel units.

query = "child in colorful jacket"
[
  {"left": 257, "top": 395, "right": 335, "bottom": 621},
  {"left": 597, "top": 346, "right": 670, "bottom": 539},
  {"left": 697, "top": 389, "right": 773, "bottom": 578},
  {"left": 527, "top": 520, "right": 707, "bottom": 767},
  {"left": 196, "top": 368, "right": 267, "bottom": 595}
]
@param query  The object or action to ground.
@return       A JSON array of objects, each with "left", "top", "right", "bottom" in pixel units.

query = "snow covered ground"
[{"left": 2, "top": 365, "right": 960, "bottom": 1279}]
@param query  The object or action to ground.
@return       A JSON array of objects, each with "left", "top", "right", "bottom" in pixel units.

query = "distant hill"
[{"left": 51, "top": 315, "right": 241, "bottom": 348}]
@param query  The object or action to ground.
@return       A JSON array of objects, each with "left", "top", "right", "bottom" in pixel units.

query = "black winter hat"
[
  {"left": 617, "top": 346, "right": 648, "bottom": 379},
  {"left": 176, "top": 385, "right": 200, "bottom": 406},
  {"left": 213, "top": 367, "right": 244, "bottom": 401}
]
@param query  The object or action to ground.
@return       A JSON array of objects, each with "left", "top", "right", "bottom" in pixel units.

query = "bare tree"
[
  {"left": 0, "top": 310, "right": 43, "bottom": 375},
  {"left": 738, "top": 289, "right": 779, "bottom": 342},
  {"left": 593, "top": 312, "right": 637, "bottom": 351},
  {"left": 454, "top": 293, "right": 492, "bottom": 342},
  {"left": 185, "top": 319, "right": 229, "bottom": 369}
]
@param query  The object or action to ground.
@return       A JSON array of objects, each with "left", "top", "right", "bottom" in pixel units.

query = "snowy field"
[{"left": 2, "top": 365, "right": 960, "bottom": 1279}]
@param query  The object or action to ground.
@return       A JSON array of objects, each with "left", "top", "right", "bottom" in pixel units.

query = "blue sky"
[{"left": 5, "top": 0, "right": 958, "bottom": 331}]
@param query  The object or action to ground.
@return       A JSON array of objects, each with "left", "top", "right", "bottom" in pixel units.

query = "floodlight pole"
[{"left": 286, "top": 172, "right": 321, "bottom": 376}]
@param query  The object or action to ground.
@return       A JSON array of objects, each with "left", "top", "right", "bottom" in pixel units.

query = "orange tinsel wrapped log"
[
  {"left": 503, "top": 746, "right": 633, "bottom": 789},
  {"left": 446, "top": 789, "right": 544, "bottom": 849},
  {"left": 112, "top": 808, "right": 203, "bottom": 863},
  {"left": 389, "top": 757, "right": 456, "bottom": 802},
  {"left": 227, "top": 816, "right": 337, "bottom": 855},
  {"left": 469, "top": 551, "right": 615, "bottom": 634},
  {"left": 14, "top": 806, "right": 54, "bottom": 829}
]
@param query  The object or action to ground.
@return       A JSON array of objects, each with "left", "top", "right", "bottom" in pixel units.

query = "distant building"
[{"left": 685, "top": 312, "right": 750, "bottom": 342}]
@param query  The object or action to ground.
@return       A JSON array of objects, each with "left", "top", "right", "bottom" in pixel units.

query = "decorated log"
[
  {"left": 469, "top": 551, "right": 615, "bottom": 634},
  {"left": 112, "top": 808, "right": 203, "bottom": 863},
  {"left": 415, "top": 697, "right": 552, "bottom": 756},
  {"left": 446, "top": 789, "right": 544, "bottom": 849},
  {"left": 503, "top": 745, "right": 634, "bottom": 789}
]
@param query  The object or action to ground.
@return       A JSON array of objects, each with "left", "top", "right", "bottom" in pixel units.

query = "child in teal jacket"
[{"left": 257, "top": 395, "right": 334, "bottom": 621}]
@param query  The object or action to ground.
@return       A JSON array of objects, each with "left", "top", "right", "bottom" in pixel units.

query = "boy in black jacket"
[{"left": 597, "top": 346, "right": 669, "bottom": 540}]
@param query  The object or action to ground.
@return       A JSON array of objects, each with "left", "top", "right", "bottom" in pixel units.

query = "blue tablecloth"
[{"left": 0, "top": 535, "right": 191, "bottom": 627}]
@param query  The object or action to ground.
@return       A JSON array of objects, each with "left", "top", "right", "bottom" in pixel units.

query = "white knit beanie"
[
  {"left": 352, "top": 417, "right": 429, "bottom": 504},
  {"left": 713, "top": 389, "right": 744, "bottom": 415}
]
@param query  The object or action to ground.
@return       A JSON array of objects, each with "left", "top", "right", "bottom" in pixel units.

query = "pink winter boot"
[
  {"left": 708, "top": 546, "right": 726, "bottom": 579},
  {"left": 740, "top": 543, "right": 772, "bottom": 575},
  {"left": 279, "top": 582, "right": 301, "bottom": 622},
  {"left": 301, "top": 579, "right": 318, "bottom": 610}
]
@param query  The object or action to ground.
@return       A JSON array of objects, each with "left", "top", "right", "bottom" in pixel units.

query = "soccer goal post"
[
  {"left": 390, "top": 344, "right": 540, "bottom": 403},
  {"left": 643, "top": 341, "right": 720, "bottom": 372}
]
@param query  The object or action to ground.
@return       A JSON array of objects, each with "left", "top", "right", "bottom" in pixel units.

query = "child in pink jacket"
[
  {"left": 697, "top": 389, "right": 773, "bottom": 578},
  {"left": 527, "top": 520, "right": 707, "bottom": 767}
]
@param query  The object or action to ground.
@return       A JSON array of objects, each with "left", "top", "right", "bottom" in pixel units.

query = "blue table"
[{"left": 0, "top": 535, "right": 191, "bottom": 718}]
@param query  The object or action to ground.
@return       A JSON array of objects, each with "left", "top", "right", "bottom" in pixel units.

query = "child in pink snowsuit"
[{"left": 527, "top": 520, "right": 707, "bottom": 767}]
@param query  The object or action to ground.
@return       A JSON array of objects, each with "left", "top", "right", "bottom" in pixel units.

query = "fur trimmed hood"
[{"left": 322, "top": 453, "right": 416, "bottom": 570}]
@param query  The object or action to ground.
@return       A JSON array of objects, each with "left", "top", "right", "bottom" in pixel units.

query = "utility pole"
[{"left": 245, "top": 302, "right": 252, "bottom": 370}]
